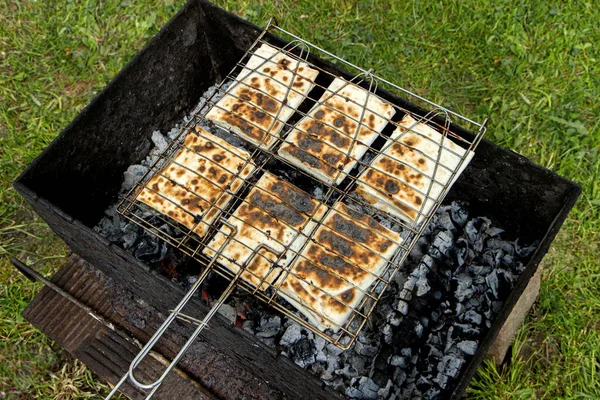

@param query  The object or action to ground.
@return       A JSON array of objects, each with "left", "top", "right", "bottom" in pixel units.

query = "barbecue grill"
[
  {"left": 108, "top": 18, "right": 485, "bottom": 396},
  {"left": 13, "top": 1, "right": 581, "bottom": 399}
]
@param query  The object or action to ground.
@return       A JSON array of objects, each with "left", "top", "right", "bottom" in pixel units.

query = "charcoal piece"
[
  {"left": 377, "top": 379, "right": 393, "bottom": 399},
  {"left": 256, "top": 316, "right": 281, "bottom": 338},
  {"left": 457, "top": 340, "right": 478, "bottom": 355},
  {"left": 388, "top": 311, "right": 403, "bottom": 327},
  {"left": 401, "top": 348, "right": 412, "bottom": 358},
  {"left": 435, "top": 213, "right": 455, "bottom": 232},
  {"left": 382, "top": 324, "right": 393, "bottom": 345},
  {"left": 316, "top": 349, "right": 328, "bottom": 363},
  {"left": 217, "top": 304, "right": 237, "bottom": 324},
  {"left": 435, "top": 372, "right": 449, "bottom": 389},
  {"left": 454, "top": 274, "right": 474, "bottom": 302},
  {"left": 346, "top": 377, "right": 379, "bottom": 400},
  {"left": 134, "top": 237, "right": 167, "bottom": 263},
  {"left": 335, "top": 364, "right": 359, "bottom": 379},
  {"left": 462, "top": 310, "right": 482, "bottom": 325},
  {"left": 289, "top": 338, "right": 316, "bottom": 368},
  {"left": 454, "top": 323, "right": 480, "bottom": 336},
  {"left": 452, "top": 239, "right": 468, "bottom": 267},
  {"left": 326, "top": 343, "right": 345, "bottom": 357},
  {"left": 487, "top": 237, "right": 515, "bottom": 254},
  {"left": 393, "top": 367, "right": 407, "bottom": 386},
  {"left": 485, "top": 270, "right": 500, "bottom": 298},
  {"left": 320, "top": 369, "right": 334, "bottom": 380},
  {"left": 403, "top": 276, "right": 417, "bottom": 292},
  {"left": 484, "top": 226, "right": 505, "bottom": 237},
  {"left": 122, "top": 230, "right": 138, "bottom": 250},
  {"left": 399, "top": 289, "right": 413, "bottom": 301},
  {"left": 438, "top": 355, "right": 465, "bottom": 378},
  {"left": 468, "top": 264, "right": 492, "bottom": 276},
  {"left": 431, "top": 230, "right": 454, "bottom": 256},
  {"left": 444, "top": 327, "right": 455, "bottom": 352},
  {"left": 314, "top": 335, "right": 327, "bottom": 352},
  {"left": 242, "top": 320, "right": 254, "bottom": 334},
  {"left": 450, "top": 202, "right": 468, "bottom": 226},
  {"left": 280, "top": 323, "right": 303, "bottom": 347},
  {"left": 415, "top": 276, "right": 431, "bottom": 297},
  {"left": 464, "top": 217, "right": 491, "bottom": 252},
  {"left": 350, "top": 353, "right": 369, "bottom": 376},
  {"left": 482, "top": 249, "right": 504, "bottom": 268},
  {"left": 122, "top": 164, "right": 149, "bottom": 191},
  {"left": 420, "top": 254, "right": 434, "bottom": 270},
  {"left": 424, "top": 388, "right": 442, "bottom": 399},
  {"left": 389, "top": 355, "right": 406, "bottom": 368},
  {"left": 355, "top": 340, "right": 379, "bottom": 357},
  {"left": 515, "top": 240, "right": 538, "bottom": 258},
  {"left": 414, "top": 322, "right": 424, "bottom": 338}
]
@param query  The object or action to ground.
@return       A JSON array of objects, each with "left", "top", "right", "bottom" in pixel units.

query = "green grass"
[{"left": 1, "top": 0, "right": 598, "bottom": 398}]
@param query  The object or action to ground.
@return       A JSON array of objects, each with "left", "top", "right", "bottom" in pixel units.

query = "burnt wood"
[{"left": 14, "top": 0, "right": 581, "bottom": 398}]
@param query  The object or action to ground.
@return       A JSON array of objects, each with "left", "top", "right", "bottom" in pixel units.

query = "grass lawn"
[{"left": 1, "top": 0, "right": 598, "bottom": 398}]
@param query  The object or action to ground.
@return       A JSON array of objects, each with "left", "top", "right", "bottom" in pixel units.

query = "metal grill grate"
[{"left": 109, "top": 18, "right": 487, "bottom": 398}]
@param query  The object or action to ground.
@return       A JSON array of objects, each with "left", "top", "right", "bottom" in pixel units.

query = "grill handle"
[
  {"left": 106, "top": 220, "right": 240, "bottom": 399},
  {"left": 105, "top": 269, "right": 236, "bottom": 398}
]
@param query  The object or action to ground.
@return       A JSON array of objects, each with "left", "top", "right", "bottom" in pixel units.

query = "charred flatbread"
[
  {"left": 137, "top": 127, "right": 255, "bottom": 238},
  {"left": 277, "top": 202, "right": 402, "bottom": 331},
  {"left": 279, "top": 77, "right": 395, "bottom": 185},
  {"left": 204, "top": 172, "right": 326, "bottom": 290},
  {"left": 206, "top": 44, "right": 319, "bottom": 149},
  {"left": 355, "top": 114, "right": 474, "bottom": 225}
]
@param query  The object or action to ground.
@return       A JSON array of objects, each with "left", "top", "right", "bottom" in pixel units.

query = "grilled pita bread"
[
  {"left": 277, "top": 202, "right": 402, "bottom": 331},
  {"left": 137, "top": 127, "right": 255, "bottom": 238},
  {"left": 203, "top": 172, "right": 326, "bottom": 290},
  {"left": 279, "top": 77, "right": 395, "bottom": 185},
  {"left": 355, "top": 114, "right": 474, "bottom": 225},
  {"left": 206, "top": 44, "right": 319, "bottom": 149}
]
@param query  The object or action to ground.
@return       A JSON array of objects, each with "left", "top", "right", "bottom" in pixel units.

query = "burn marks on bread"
[
  {"left": 277, "top": 201, "right": 402, "bottom": 331},
  {"left": 206, "top": 44, "right": 319, "bottom": 149},
  {"left": 279, "top": 77, "right": 395, "bottom": 185},
  {"left": 203, "top": 172, "right": 325, "bottom": 290},
  {"left": 137, "top": 127, "right": 255, "bottom": 238}
]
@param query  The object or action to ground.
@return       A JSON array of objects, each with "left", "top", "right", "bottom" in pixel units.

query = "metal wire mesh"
[
  {"left": 117, "top": 22, "right": 485, "bottom": 350},
  {"left": 109, "top": 17, "right": 487, "bottom": 399}
]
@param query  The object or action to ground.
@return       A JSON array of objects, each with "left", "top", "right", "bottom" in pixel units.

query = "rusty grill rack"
[{"left": 108, "top": 18, "right": 487, "bottom": 399}]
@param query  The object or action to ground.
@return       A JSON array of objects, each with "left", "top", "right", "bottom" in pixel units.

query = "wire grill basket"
[{"left": 108, "top": 18, "right": 487, "bottom": 398}]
